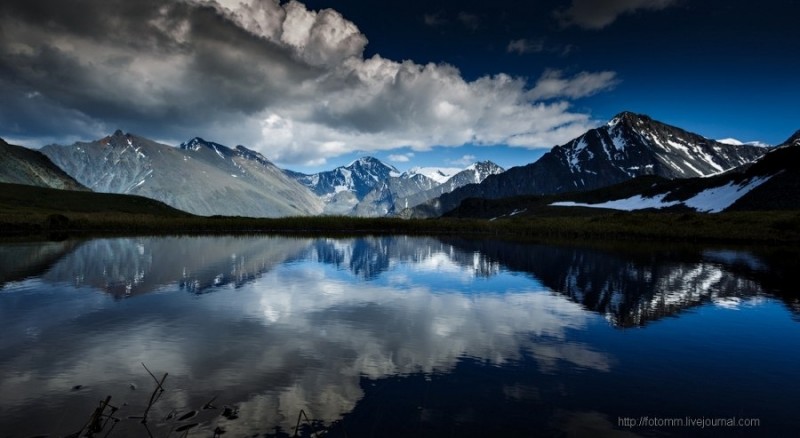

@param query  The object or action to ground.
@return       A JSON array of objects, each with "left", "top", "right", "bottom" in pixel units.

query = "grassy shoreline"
[
  {"left": 3, "top": 209, "right": 799, "bottom": 245},
  {"left": 3, "top": 182, "right": 799, "bottom": 244}
]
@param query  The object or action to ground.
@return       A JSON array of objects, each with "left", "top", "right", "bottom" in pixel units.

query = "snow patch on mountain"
[
  {"left": 683, "top": 176, "right": 773, "bottom": 212},
  {"left": 552, "top": 194, "right": 678, "bottom": 211},
  {"left": 610, "top": 130, "right": 626, "bottom": 152},
  {"left": 551, "top": 176, "right": 773, "bottom": 213}
]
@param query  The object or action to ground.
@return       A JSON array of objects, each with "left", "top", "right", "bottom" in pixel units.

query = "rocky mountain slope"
[
  {"left": 289, "top": 157, "right": 401, "bottom": 199},
  {"left": 445, "top": 129, "right": 800, "bottom": 218},
  {"left": 405, "top": 112, "right": 768, "bottom": 217},
  {"left": 289, "top": 157, "right": 504, "bottom": 216},
  {"left": 40, "top": 131, "right": 323, "bottom": 217},
  {"left": 0, "top": 138, "right": 87, "bottom": 191},
  {"left": 354, "top": 161, "right": 505, "bottom": 217},
  {"left": 352, "top": 172, "right": 440, "bottom": 217},
  {"left": 551, "top": 129, "right": 800, "bottom": 213},
  {"left": 287, "top": 157, "right": 403, "bottom": 215}
]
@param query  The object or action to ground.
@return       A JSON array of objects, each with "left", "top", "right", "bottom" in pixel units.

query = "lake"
[{"left": 0, "top": 235, "right": 798, "bottom": 437}]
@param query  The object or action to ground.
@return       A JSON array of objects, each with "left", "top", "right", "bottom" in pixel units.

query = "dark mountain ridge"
[
  {"left": 0, "top": 138, "right": 87, "bottom": 191},
  {"left": 405, "top": 112, "right": 768, "bottom": 217},
  {"left": 445, "top": 129, "right": 800, "bottom": 218}
]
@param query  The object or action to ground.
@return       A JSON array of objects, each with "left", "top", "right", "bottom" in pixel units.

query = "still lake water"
[{"left": 0, "top": 235, "right": 798, "bottom": 437}]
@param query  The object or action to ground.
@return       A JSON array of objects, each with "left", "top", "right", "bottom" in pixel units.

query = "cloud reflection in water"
[
  {"left": 2, "top": 235, "right": 793, "bottom": 436},
  {"left": 0, "top": 236, "right": 609, "bottom": 436}
]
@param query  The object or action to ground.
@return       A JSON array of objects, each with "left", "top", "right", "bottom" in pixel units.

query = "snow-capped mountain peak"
[
  {"left": 290, "top": 156, "right": 400, "bottom": 199},
  {"left": 287, "top": 157, "right": 506, "bottom": 217},
  {"left": 465, "top": 160, "right": 503, "bottom": 173},
  {"left": 605, "top": 111, "right": 640, "bottom": 128},
  {"left": 461, "top": 161, "right": 505, "bottom": 184},
  {"left": 347, "top": 156, "right": 397, "bottom": 170},
  {"left": 349, "top": 160, "right": 505, "bottom": 217},
  {"left": 404, "top": 166, "right": 462, "bottom": 184},
  {"left": 606, "top": 111, "right": 647, "bottom": 127},
  {"left": 179, "top": 137, "right": 234, "bottom": 160},
  {"left": 404, "top": 112, "right": 770, "bottom": 218},
  {"left": 346, "top": 156, "right": 401, "bottom": 178},
  {"left": 400, "top": 161, "right": 504, "bottom": 187},
  {"left": 555, "top": 111, "right": 768, "bottom": 180}
]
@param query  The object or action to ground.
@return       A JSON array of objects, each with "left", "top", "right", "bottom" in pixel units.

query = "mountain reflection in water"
[{"left": 0, "top": 236, "right": 797, "bottom": 437}]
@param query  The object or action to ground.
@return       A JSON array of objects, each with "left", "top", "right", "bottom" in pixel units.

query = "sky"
[{"left": 0, "top": 0, "right": 798, "bottom": 173}]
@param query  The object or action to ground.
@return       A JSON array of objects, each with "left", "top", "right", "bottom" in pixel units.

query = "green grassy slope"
[
  {"left": 0, "top": 182, "right": 192, "bottom": 234},
  {"left": 1, "top": 182, "right": 799, "bottom": 244},
  {"left": 0, "top": 182, "right": 191, "bottom": 216}
]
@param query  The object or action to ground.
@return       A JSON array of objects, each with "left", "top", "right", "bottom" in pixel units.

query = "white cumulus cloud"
[
  {"left": 527, "top": 69, "right": 619, "bottom": 100},
  {"left": 448, "top": 155, "right": 478, "bottom": 166},
  {"left": 388, "top": 153, "right": 414, "bottom": 163}
]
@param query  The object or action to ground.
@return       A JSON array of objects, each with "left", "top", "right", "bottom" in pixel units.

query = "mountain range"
[
  {"left": 287, "top": 157, "right": 404, "bottom": 215},
  {"left": 444, "top": 130, "right": 800, "bottom": 219},
  {"left": 2, "top": 111, "right": 796, "bottom": 219},
  {"left": 32, "top": 132, "right": 501, "bottom": 217},
  {"left": 39, "top": 131, "right": 323, "bottom": 217},
  {"left": 351, "top": 161, "right": 505, "bottom": 217},
  {"left": 287, "top": 157, "right": 504, "bottom": 216},
  {"left": 550, "top": 129, "right": 800, "bottom": 213},
  {"left": 404, "top": 112, "right": 769, "bottom": 217}
]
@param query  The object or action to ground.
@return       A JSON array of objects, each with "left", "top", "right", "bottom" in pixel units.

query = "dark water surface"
[{"left": 0, "top": 236, "right": 798, "bottom": 437}]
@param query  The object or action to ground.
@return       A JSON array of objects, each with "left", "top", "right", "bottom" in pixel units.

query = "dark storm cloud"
[
  {"left": 0, "top": 81, "right": 105, "bottom": 143},
  {"left": 0, "top": 0, "right": 316, "bottom": 141}
]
